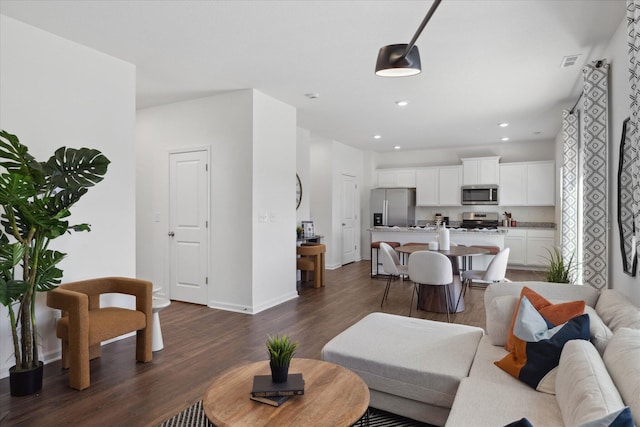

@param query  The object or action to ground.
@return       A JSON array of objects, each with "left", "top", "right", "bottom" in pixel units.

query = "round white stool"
[{"left": 152, "top": 296, "right": 171, "bottom": 352}]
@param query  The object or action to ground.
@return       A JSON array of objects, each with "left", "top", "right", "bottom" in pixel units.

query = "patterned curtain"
[
  {"left": 627, "top": 0, "right": 640, "bottom": 254},
  {"left": 582, "top": 60, "right": 609, "bottom": 290},
  {"left": 561, "top": 110, "right": 579, "bottom": 276}
]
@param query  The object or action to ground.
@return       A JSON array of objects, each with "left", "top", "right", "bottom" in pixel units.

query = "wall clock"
[{"left": 296, "top": 174, "right": 302, "bottom": 210}]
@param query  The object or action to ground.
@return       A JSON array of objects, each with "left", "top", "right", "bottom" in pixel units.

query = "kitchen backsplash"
[{"left": 414, "top": 205, "right": 556, "bottom": 227}]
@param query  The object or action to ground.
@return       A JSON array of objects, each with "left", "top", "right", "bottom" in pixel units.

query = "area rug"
[{"left": 157, "top": 400, "right": 431, "bottom": 426}]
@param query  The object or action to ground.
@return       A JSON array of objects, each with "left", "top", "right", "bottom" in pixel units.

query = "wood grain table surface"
[{"left": 203, "top": 358, "right": 369, "bottom": 427}]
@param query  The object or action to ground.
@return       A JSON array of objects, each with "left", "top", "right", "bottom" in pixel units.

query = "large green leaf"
[
  {"left": 0, "top": 173, "right": 36, "bottom": 206},
  {"left": 34, "top": 249, "right": 65, "bottom": 291},
  {"left": 0, "top": 131, "right": 45, "bottom": 184},
  {"left": 0, "top": 277, "right": 30, "bottom": 307},
  {"left": 0, "top": 242, "right": 26, "bottom": 271},
  {"left": 45, "top": 147, "right": 110, "bottom": 191}
]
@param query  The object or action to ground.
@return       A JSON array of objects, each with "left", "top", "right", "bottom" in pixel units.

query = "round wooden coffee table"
[{"left": 203, "top": 358, "right": 369, "bottom": 426}]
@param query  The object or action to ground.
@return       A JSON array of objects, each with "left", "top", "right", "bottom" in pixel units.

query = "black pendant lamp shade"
[
  {"left": 375, "top": 0, "right": 442, "bottom": 77},
  {"left": 375, "top": 44, "right": 421, "bottom": 77}
]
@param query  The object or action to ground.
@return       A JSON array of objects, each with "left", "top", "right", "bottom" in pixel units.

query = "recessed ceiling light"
[
  {"left": 498, "top": 122, "right": 509, "bottom": 127},
  {"left": 373, "top": 135, "right": 382, "bottom": 140},
  {"left": 394, "top": 146, "right": 401, "bottom": 150},
  {"left": 304, "top": 93, "right": 320, "bottom": 99},
  {"left": 395, "top": 100, "right": 409, "bottom": 107},
  {"left": 501, "top": 137, "right": 510, "bottom": 142}
]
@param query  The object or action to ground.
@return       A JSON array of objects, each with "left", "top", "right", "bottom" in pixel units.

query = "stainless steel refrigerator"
[{"left": 370, "top": 188, "right": 415, "bottom": 227}]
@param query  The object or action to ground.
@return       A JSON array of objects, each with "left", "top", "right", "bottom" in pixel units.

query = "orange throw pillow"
[{"left": 505, "top": 287, "right": 585, "bottom": 351}]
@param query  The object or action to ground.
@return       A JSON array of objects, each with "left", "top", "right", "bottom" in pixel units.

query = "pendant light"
[{"left": 375, "top": 0, "right": 442, "bottom": 77}]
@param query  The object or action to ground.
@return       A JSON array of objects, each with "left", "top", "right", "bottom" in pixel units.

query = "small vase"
[
  {"left": 270, "top": 362, "right": 289, "bottom": 383},
  {"left": 9, "top": 361, "right": 44, "bottom": 396}
]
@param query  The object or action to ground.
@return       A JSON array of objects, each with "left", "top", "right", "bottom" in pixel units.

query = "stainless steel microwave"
[{"left": 461, "top": 185, "right": 499, "bottom": 205}]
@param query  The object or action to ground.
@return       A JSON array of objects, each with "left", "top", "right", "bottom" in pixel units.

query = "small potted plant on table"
[{"left": 266, "top": 334, "right": 298, "bottom": 383}]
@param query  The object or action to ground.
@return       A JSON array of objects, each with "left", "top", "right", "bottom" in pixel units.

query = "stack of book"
[{"left": 250, "top": 374, "right": 305, "bottom": 407}]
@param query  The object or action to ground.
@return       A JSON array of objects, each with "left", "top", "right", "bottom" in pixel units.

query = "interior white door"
[
  {"left": 169, "top": 149, "right": 209, "bottom": 305},
  {"left": 341, "top": 174, "right": 357, "bottom": 265}
]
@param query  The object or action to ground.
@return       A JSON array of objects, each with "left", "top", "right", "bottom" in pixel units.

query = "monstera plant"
[{"left": 0, "top": 130, "right": 110, "bottom": 395}]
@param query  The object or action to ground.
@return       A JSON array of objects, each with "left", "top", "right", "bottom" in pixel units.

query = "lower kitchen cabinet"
[{"left": 502, "top": 228, "right": 555, "bottom": 267}]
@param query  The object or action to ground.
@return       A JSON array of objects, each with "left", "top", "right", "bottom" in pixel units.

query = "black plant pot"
[
  {"left": 9, "top": 361, "right": 44, "bottom": 396},
  {"left": 270, "top": 362, "right": 289, "bottom": 383}
]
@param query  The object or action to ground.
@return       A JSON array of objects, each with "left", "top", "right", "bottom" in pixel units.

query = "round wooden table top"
[
  {"left": 203, "top": 358, "right": 370, "bottom": 427},
  {"left": 396, "top": 244, "right": 490, "bottom": 257}
]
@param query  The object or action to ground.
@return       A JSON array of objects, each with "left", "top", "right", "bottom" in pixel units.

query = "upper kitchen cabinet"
[
  {"left": 499, "top": 161, "right": 555, "bottom": 206},
  {"left": 462, "top": 157, "right": 500, "bottom": 185},
  {"left": 416, "top": 166, "right": 462, "bottom": 206},
  {"left": 376, "top": 168, "right": 416, "bottom": 188}
]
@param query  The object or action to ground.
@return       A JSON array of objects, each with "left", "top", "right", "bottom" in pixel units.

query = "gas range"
[{"left": 460, "top": 212, "right": 499, "bottom": 230}]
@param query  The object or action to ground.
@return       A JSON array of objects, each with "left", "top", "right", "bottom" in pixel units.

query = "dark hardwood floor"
[{"left": 0, "top": 261, "right": 543, "bottom": 427}]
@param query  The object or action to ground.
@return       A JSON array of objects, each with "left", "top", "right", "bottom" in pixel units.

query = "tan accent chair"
[
  {"left": 296, "top": 244, "right": 326, "bottom": 288},
  {"left": 46, "top": 277, "right": 153, "bottom": 390}
]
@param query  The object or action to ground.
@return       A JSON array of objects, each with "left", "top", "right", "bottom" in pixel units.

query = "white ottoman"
[
  {"left": 321, "top": 313, "right": 483, "bottom": 426},
  {"left": 152, "top": 296, "right": 171, "bottom": 352}
]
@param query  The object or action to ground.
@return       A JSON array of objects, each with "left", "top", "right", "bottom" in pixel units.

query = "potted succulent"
[
  {"left": 266, "top": 334, "right": 298, "bottom": 383},
  {"left": 545, "top": 247, "right": 576, "bottom": 284},
  {"left": 0, "top": 130, "right": 110, "bottom": 396}
]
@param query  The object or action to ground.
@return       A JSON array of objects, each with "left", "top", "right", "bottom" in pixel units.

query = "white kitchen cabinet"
[
  {"left": 415, "top": 168, "right": 438, "bottom": 205},
  {"left": 376, "top": 168, "right": 416, "bottom": 188},
  {"left": 499, "top": 161, "right": 555, "bottom": 206},
  {"left": 527, "top": 162, "right": 555, "bottom": 206},
  {"left": 416, "top": 166, "right": 461, "bottom": 206},
  {"left": 501, "top": 228, "right": 555, "bottom": 267},
  {"left": 438, "top": 166, "right": 462, "bottom": 206},
  {"left": 462, "top": 157, "right": 500, "bottom": 185},
  {"left": 526, "top": 229, "right": 556, "bottom": 267},
  {"left": 503, "top": 228, "right": 526, "bottom": 265}
]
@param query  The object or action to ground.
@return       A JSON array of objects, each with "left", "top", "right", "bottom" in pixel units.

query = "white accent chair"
[
  {"left": 408, "top": 251, "right": 454, "bottom": 321},
  {"left": 456, "top": 247, "right": 510, "bottom": 312},
  {"left": 378, "top": 242, "right": 409, "bottom": 308}
]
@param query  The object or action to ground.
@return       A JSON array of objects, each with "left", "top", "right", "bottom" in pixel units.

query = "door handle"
[
  {"left": 342, "top": 223, "right": 346, "bottom": 226},
  {"left": 168, "top": 231, "right": 175, "bottom": 237}
]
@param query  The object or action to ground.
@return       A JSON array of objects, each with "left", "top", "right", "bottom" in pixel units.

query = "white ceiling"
[{"left": 0, "top": 0, "right": 626, "bottom": 152}]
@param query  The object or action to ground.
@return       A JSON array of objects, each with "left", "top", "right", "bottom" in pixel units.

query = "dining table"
[{"left": 395, "top": 244, "right": 490, "bottom": 313}]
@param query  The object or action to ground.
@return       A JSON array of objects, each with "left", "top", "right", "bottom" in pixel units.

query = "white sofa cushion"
[
  {"left": 486, "top": 295, "right": 519, "bottom": 346},
  {"left": 584, "top": 305, "right": 614, "bottom": 355},
  {"left": 556, "top": 340, "right": 625, "bottom": 427},
  {"left": 595, "top": 289, "right": 640, "bottom": 332},
  {"left": 603, "top": 328, "right": 640, "bottom": 426},
  {"left": 447, "top": 337, "right": 562, "bottom": 427},
  {"left": 321, "top": 313, "right": 483, "bottom": 409}
]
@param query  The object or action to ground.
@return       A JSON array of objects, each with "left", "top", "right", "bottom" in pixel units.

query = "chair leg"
[
  {"left": 409, "top": 283, "right": 418, "bottom": 317},
  {"left": 454, "top": 277, "right": 469, "bottom": 313},
  {"left": 380, "top": 275, "right": 392, "bottom": 307},
  {"left": 443, "top": 285, "right": 451, "bottom": 323}
]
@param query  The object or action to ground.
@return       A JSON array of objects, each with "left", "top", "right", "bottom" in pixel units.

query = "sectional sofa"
[{"left": 321, "top": 282, "right": 640, "bottom": 426}]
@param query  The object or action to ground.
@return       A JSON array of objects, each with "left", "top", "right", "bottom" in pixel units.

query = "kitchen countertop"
[{"left": 370, "top": 226, "right": 508, "bottom": 234}]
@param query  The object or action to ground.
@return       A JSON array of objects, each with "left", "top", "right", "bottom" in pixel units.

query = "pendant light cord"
[{"left": 400, "top": 0, "right": 443, "bottom": 59}]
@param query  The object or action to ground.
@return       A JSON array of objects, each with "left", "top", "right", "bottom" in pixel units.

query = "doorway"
[
  {"left": 341, "top": 174, "right": 357, "bottom": 265},
  {"left": 168, "top": 148, "right": 210, "bottom": 305}
]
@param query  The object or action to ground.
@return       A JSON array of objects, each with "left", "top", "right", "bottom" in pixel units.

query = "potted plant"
[
  {"left": 266, "top": 334, "right": 298, "bottom": 383},
  {"left": 545, "top": 247, "right": 576, "bottom": 284},
  {"left": 0, "top": 130, "right": 110, "bottom": 396}
]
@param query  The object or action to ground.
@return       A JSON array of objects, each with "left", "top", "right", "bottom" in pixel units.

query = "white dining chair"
[
  {"left": 456, "top": 248, "right": 511, "bottom": 312},
  {"left": 408, "top": 251, "right": 453, "bottom": 321},
  {"left": 378, "top": 242, "right": 409, "bottom": 307}
]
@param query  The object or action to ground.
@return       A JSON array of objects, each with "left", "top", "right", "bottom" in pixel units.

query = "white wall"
[
  {"left": 374, "top": 140, "right": 555, "bottom": 168},
  {"left": 309, "top": 136, "right": 364, "bottom": 268},
  {"left": 296, "top": 127, "right": 311, "bottom": 223},
  {"left": 0, "top": 15, "right": 136, "bottom": 377},
  {"left": 251, "top": 91, "right": 297, "bottom": 311},
  {"left": 604, "top": 17, "right": 640, "bottom": 305},
  {"left": 136, "top": 90, "right": 297, "bottom": 314}
]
